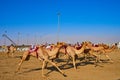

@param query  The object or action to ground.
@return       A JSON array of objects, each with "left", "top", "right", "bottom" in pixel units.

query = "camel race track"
[{"left": 0, "top": 47, "right": 120, "bottom": 80}]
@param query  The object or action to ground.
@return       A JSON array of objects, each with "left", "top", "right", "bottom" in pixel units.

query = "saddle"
[
  {"left": 28, "top": 47, "right": 39, "bottom": 58},
  {"left": 29, "top": 47, "right": 39, "bottom": 53}
]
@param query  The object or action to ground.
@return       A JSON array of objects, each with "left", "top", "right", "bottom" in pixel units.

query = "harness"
[{"left": 29, "top": 47, "right": 39, "bottom": 58}]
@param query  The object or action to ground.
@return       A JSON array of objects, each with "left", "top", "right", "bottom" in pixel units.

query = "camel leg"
[
  {"left": 46, "top": 59, "right": 65, "bottom": 76},
  {"left": 11, "top": 51, "right": 14, "bottom": 57},
  {"left": 83, "top": 53, "right": 88, "bottom": 62},
  {"left": 66, "top": 56, "right": 71, "bottom": 65},
  {"left": 96, "top": 51, "right": 102, "bottom": 62},
  {"left": 105, "top": 54, "right": 113, "bottom": 62},
  {"left": 6, "top": 50, "right": 10, "bottom": 57},
  {"left": 15, "top": 51, "right": 29, "bottom": 72},
  {"left": 44, "top": 61, "right": 48, "bottom": 69},
  {"left": 72, "top": 56, "right": 76, "bottom": 70},
  {"left": 66, "top": 55, "right": 76, "bottom": 69},
  {"left": 90, "top": 52, "right": 100, "bottom": 63},
  {"left": 63, "top": 55, "right": 71, "bottom": 69},
  {"left": 42, "top": 60, "right": 46, "bottom": 77},
  {"left": 6, "top": 52, "right": 10, "bottom": 57},
  {"left": 16, "top": 59, "right": 24, "bottom": 72},
  {"left": 12, "top": 53, "right": 13, "bottom": 57}
]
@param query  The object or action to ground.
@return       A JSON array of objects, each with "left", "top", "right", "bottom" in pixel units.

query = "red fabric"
[
  {"left": 95, "top": 45, "right": 99, "bottom": 47},
  {"left": 76, "top": 46, "right": 82, "bottom": 50},
  {"left": 28, "top": 47, "right": 39, "bottom": 58}
]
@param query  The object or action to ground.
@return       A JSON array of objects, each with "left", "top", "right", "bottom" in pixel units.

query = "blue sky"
[{"left": 0, "top": 0, "right": 120, "bottom": 45}]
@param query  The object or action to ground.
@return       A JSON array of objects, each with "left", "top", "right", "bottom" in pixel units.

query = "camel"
[
  {"left": 86, "top": 41, "right": 116, "bottom": 62},
  {"left": 1, "top": 45, "right": 9, "bottom": 53},
  {"left": 65, "top": 42, "right": 87, "bottom": 69},
  {"left": 98, "top": 45, "right": 116, "bottom": 62},
  {"left": 1, "top": 45, "right": 16, "bottom": 57},
  {"left": 8, "top": 45, "right": 17, "bottom": 57},
  {"left": 16, "top": 43, "right": 66, "bottom": 77}
]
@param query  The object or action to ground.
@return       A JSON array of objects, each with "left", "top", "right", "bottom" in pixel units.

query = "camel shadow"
[
  {"left": 78, "top": 56, "right": 105, "bottom": 67},
  {"left": 53, "top": 56, "right": 104, "bottom": 70},
  {"left": 17, "top": 67, "right": 42, "bottom": 74},
  {"left": 17, "top": 65, "right": 67, "bottom": 77},
  {"left": 54, "top": 58, "right": 67, "bottom": 63},
  {"left": 19, "top": 66, "right": 67, "bottom": 77},
  {"left": 17, "top": 56, "right": 104, "bottom": 75}
]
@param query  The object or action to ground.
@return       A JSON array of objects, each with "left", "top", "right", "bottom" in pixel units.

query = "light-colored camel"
[
  {"left": 2, "top": 45, "right": 16, "bottom": 57},
  {"left": 16, "top": 44, "right": 66, "bottom": 77},
  {"left": 66, "top": 42, "right": 87, "bottom": 69},
  {"left": 98, "top": 45, "right": 116, "bottom": 62},
  {"left": 1, "top": 45, "right": 9, "bottom": 53},
  {"left": 86, "top": 41, "right": 116, "bottom": 62},
  {"left": 8, "top": 45, "right": 17, "bottom": 57},
  {"left": 85, "top": 41, "right": 104, "bottom": 62}
]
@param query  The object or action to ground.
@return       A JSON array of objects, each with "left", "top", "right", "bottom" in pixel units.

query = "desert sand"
[{"left": 0, "top": 49, "right": 120, "bottom": 80}]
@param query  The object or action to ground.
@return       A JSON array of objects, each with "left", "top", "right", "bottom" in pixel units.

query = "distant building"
[{"left": 117, "top": 42, "right": 120, "bottom": 49}]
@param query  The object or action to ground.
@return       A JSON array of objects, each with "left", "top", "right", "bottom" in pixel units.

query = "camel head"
[{"left": 56, "top": 42, "right": 66, "bottom": 48}]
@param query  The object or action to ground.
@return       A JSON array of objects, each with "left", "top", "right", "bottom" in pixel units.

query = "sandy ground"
[{"left": 0, "top": 49, "right": 120, "bottom": 80}]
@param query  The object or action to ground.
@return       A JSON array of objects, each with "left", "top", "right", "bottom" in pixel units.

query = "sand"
[{"left": 0, "top": 49, "right": 120, "bottom": 80}]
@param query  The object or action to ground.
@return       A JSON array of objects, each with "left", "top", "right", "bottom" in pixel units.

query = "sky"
[{"left": 0, "top": 0, "right": 120, "bottom": 45}]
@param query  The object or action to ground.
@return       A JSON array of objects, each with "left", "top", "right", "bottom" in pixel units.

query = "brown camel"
[
  {"left": 86, "top": 41, "right": 115, "bottom": 62},
  {"left": 16, "top": 44, "right": 66, "bottom": 77},
  {"left": 2, "top": 45, "right": 16, "bottom": 57},
  {"left": 1, "top": 45, "right": 9, "bottom": 53},
  {"left": 8, "top": 45, "right": 17, "bottom": 57},
  {"left": 98, "top": 45, "right": 116, "bottom": 62},
  {"left": 65, "top": 42, "right": 87, "bottom": 69}
]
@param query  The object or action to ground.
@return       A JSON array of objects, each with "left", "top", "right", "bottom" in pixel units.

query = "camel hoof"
[
  {"left": 61, "top": 72, "right": 67, "bottom": 77},
  {"left": 74, "top": 67, "right": 77, "bottom": 70},
  {"left": 63, "top": 73, "right": 67, "bottom": 77}
]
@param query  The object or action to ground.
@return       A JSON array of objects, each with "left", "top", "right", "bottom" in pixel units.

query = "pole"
[
  {"left": 18, "top": 32, "right": 20, "bottom": 45},
  {"left": 57, "top": 12, "right": 60, "bottom": 42},
  {"left": 26, "top": 34, "right": 29, "bottom": 45},
  {"left": 4, "top": 31, "right": 7, "bottom": 45}
]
